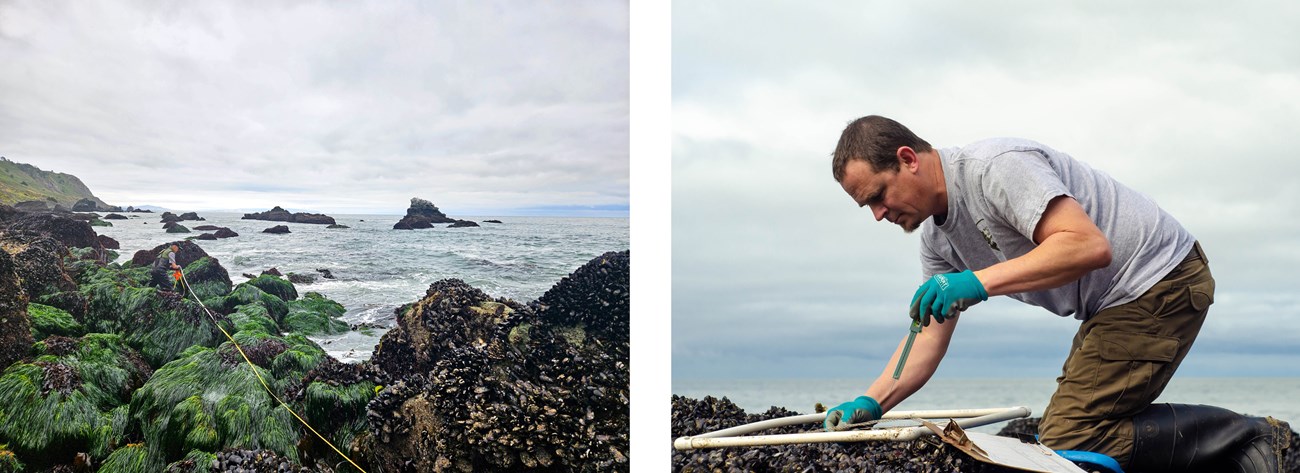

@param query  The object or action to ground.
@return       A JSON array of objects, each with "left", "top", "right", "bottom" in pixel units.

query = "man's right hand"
[{"left": 823, "top": 395, "right": 883, "bottom": 431}]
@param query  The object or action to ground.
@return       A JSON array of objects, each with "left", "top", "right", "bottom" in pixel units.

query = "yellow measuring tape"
[{"left": 180, "top": 270, "right": 368, "bottom": 473}]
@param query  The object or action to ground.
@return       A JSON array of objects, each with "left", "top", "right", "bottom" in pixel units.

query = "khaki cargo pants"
[{"left": 1038, "top": 242, "right": 1214, "bottom": 467}]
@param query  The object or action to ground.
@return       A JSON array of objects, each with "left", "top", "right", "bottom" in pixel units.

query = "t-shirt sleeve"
[
  {"left": 169, "top": 252, "right": 176, "bottom": 265},
  {"left": 919, "top": 234, "right": 960, "bottom": 281},
  {"left": 978, "top": 150, "right": 1071, "bottom": 240}
]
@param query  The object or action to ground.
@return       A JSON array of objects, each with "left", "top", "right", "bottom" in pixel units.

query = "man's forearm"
[{"left": 864, "top": 316, "right": 957, "bottom": 412}]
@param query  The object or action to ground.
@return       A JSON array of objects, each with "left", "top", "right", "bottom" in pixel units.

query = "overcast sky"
[
  {"left": 673, "top": 1, "right": 1300, "bottom": 381},
  {"left": 0, "top": 1, "right": 627, "bottom": 216}
]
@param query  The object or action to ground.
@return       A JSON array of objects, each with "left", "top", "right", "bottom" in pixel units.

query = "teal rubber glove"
[
  {"left": 823, "top": 395, "right": 883, "bottom": 431},
  {"left": 909, "top": 270, "right": 988, "bottom": 326}
]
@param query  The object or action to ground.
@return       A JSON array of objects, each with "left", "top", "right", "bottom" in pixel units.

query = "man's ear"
[{"left": 896, "top": 146, "right": 920, "bottom": 171}]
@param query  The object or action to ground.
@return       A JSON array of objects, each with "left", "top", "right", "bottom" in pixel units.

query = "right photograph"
[{"left": 670, "top": 2, "right": 1300, "bottom": 472}]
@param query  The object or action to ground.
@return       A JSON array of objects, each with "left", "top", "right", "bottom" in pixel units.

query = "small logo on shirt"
[{"left": 975, "top": 219, "right": 1001, "bottom": 252}]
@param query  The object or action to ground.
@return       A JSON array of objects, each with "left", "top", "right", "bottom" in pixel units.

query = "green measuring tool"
[{"left": 892, "top": 320, "right": 922, "bottom": 379}]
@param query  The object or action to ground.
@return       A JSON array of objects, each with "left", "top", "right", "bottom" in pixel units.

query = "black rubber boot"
[{"left": 1129, "top": 403, "right": 1290, "bottom": 473}]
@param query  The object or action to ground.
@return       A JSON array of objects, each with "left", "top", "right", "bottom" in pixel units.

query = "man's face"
[{"left": 840, "top": 159, "right": 929, "bottom": 233}]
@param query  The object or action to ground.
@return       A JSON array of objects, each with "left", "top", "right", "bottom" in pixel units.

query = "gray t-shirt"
[{"left": 919, "top": 138, "right": 1195, "bottom": 320}]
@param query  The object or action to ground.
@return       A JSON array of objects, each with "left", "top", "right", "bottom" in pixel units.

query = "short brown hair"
[{"left": 831, "top": 115, "right": 932, "bottom": 182}]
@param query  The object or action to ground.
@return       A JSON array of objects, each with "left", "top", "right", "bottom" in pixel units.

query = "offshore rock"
[
  {"left": 165, "top": 223, "right": 190, "bottom": 233},
  {"left": 160, "top": 212, "right": 181, "bottom": 223},
  {"left": 391, "top": 197, "right": 455, "bottom": 230},
  {"left": 71, "top": 198, "right": 98, "bottom": 212},
  {"left": 214, "top": 227, "right": 239, "bottom": 238},
  {"left": 242, "top": 206, "right": 336, "bottom": 225},
  {"left": 0, "top": 250, "right": 34, "bottom": 369},
  {"left": 192, "top": 225, "right": 221, "bottom": 231},
  {"left": 263, "top": 225, "right": 291, "bottom": 234},
  {"left": 194, "top": 233, "right": 217, "bottom": 240},
  {"left": 97, "top": 234, "right": 120, "bottom": 249},
  {"left": 484, "top": 219, "right": 503, "bottom": 223},
  {"left": 103, "top": 213, "right": 128, "bottom": 220},
  {"left": 178, "top": 212, "right": 204, "bottom": 221},
  {"left": 447, "top": 220, "right": 479, "bottom": 228},
  {"left": 366, "top": 250, "right": 630, "bottom": 472}
]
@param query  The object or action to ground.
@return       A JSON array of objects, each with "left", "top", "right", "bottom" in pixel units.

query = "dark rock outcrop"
[
  {"left": 326, "top": 224, "right": 349, "bottom": 229},
  {"left": 5, "top": 212, "right": 100, "bottom": 249},
  {"left": 103, "top": 213, "right": 128, "bottom": 220},
  {"left": 0, "top": 249, "right": 34, "bottom": 369},
  {"left": 192, "top": 225, "right": 221, "bottom": 231},
  {"left": 14, "top": 200, "right": 50, "bottom": 212},
  {"left": 448, "top": 220, "right": 479, "bottom": 228},
  {"left": 262, "top": 225, "right": 290, "bottom": 234},
  {"left": 214, "top": 228, "right": 239, "bottom": 239},
  {"left": 195, "top": 233, "right": 218, "bottom": 240},
  {"left": 72, "top": 198, "right": 98, "bottom": 212},
  {"left": 261, "top": 268, "right": 283, "bottom": 277},
  {"left": 96, "top": 235, "right": 120, "bottom": 250},
  {"left": 366, "top": 251, "right": 630, "bottom": 472},
  {"left": 242, "top": 206, "right": 336, "bottom": 225},
  {"left": 160, "top": 212, "right": 180, "bottom": 223},
  {"left": 165, "top": 224, "right": 190, "bottom": 234},
  {"left": 392, "top": 197, "right": 455, "bottom": 230},
  {"left": 315, "top": 269, "right": 334, "bottom": 279},
  {"left": 129, "top": 240, "right": 214, "bottom": 269},
  {"left": 484, "top": 219, "right": 503, "bottom": 224},
  {"left": 178, "top": 212, "right": 204, "bottom": 221},
  {"left": 0, "top": 233, "right": 79, "bottom": 302}
]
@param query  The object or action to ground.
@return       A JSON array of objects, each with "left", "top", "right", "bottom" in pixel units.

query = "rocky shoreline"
[
  {"left": 0, "top": 205, "right": 629, "bottom": 472},
  {"left": 671, "top": 395, "right": 1300, "bottom": 472}
]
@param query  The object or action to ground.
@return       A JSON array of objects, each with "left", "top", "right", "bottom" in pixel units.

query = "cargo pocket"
[{"left": 1093, "top": 331, "right": 1179, "bottom": 418}]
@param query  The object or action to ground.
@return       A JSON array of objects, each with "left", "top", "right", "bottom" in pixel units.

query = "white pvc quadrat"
[{"left": 673, "top": 406, "right": 1032, "bottom": 451}]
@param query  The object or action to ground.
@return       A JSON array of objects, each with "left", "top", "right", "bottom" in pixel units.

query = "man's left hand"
[{"left": 910, "top": 270, "right": 988, "bottom": 326}]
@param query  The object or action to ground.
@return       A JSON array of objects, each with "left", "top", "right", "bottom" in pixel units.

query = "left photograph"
[{"left": 0, "top": 2, "right": 629, "bottom": 472}]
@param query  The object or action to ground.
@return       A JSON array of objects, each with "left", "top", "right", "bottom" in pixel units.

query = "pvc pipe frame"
[{"left": 673, "top": 406, "right": 1031, "bottom": 451}]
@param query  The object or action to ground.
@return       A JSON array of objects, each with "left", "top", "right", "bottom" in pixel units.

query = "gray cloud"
[
  {"left": 673, "top": 1, "right": 1300, "bottom": 380},
  {"left": 0, "top": 0, "right": 628, "bottom": 215}
]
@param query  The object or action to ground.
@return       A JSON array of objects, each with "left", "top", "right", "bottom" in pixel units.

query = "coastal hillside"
[{"left": 0, "top": 157, "right": 110, "bottom": 209}]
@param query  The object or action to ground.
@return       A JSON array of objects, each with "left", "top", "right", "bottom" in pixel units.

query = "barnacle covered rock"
[{"left": 366, "top": 250, "right": 629, "bottom": 472}]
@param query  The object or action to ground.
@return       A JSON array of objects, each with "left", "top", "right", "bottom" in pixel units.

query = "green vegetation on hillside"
[{"left": 0, "top": 157, "right": 106, "bottom": 208}]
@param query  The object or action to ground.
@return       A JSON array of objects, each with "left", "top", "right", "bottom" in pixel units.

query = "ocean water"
[
  {"left": 94, "top": 212, "right": 628, "bottom": 362},
  {"left": 673, "top": 377, "right": 1300, "bottom": 433}
]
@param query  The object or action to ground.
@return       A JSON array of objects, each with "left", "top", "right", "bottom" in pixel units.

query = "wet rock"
[
  {"left": 262, "top": 267, "right": 283, "bottom": 277},
  {"left": 326, "top": 224, "right": 349, "bottom": 229},
  {"left": 366, "top": 250, "right": 630, "bottom": 472},
  {"left": 103, "top": 213, "right": 128, "bottom": 220},
  {"left": 315, "top": 268, "right": 334, "bottom": 279},
  {"left": 392, "top": 197, "right": 456, "bottom": 230},
  {"left": 178, "top": 212, "right": 204, "bottom": 221},
  {"left": 448, "top": 220, "right": 479, "bottom": 228},
  {"left": 0, "top": 232, "right": 77, "bottom": 300},
  {"left": 160, "top": 212, "right": 181, "bottom": 223},
  {"left": 263, "top": 225, "right": 291, "bottom": 234},
  {"left": 194, "top": 233, "right": 218, "bottom": 240},
  {"left": 242, "top": 206, "right": 336, "bottom": 225},
  {"left": 71, "top": 198, "right": 98, "bottom": 212},
  {"left": 0, "top": 249, "right": 33, "bottom": 369},
  {"left": 165, "top": 223, "right": 190, "bottom": 233},
  {"left": 287, "top": 272, "right": 315, "bottom": 285},
  {"left": 214, "top": 227, "right": 239, "bottom": 238},
  {"left": 192, "top": 225, "right": 220, "bottom": 230},
  {"left": 129, "top": 240, "right": 215, "bottom": 270},
  {"left": 97, "top": 234, "right": 119, "bottom": 249},
  {"left": 484, "top": 219, "right": 503, "bottom": 224},
  {"left": 4, "top": 212, "right": 100, "bottom": 249}
]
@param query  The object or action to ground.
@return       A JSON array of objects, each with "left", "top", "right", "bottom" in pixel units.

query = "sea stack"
[{"left": 392, "top": 197, "right": 456, "bottom": 229}]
